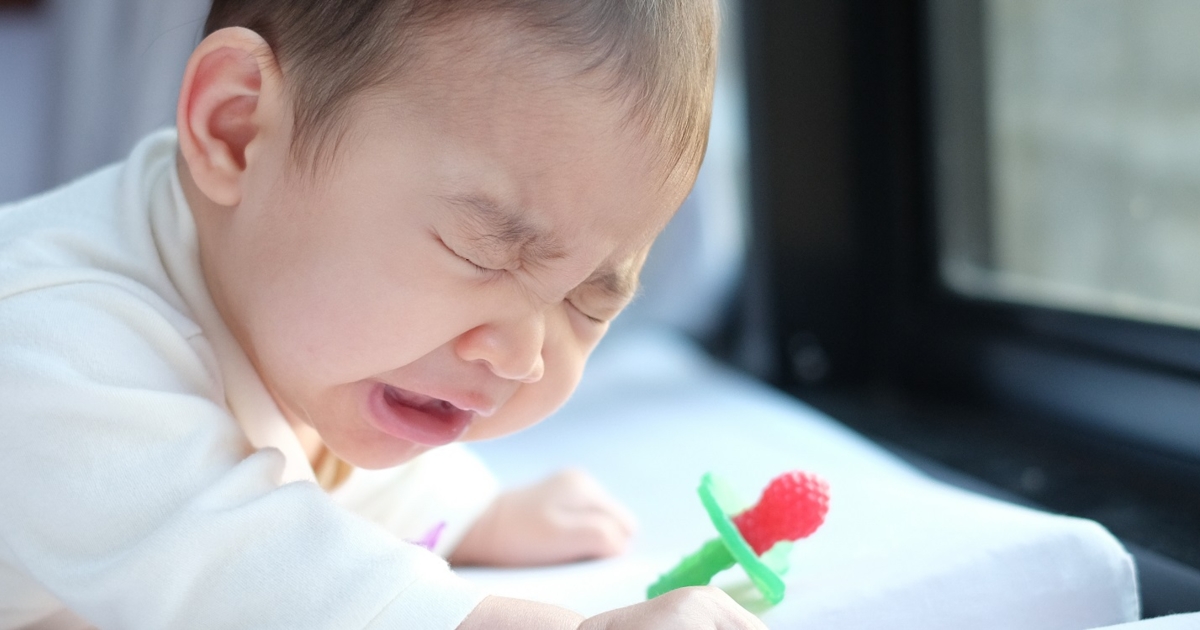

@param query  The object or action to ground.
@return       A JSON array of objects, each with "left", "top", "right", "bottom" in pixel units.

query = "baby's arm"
[{"left": 448, "top": 468, "right": 636, "bottom": 567}]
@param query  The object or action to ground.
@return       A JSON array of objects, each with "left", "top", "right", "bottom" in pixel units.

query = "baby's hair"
[{"left": 204, "top": 0, "right": 719, "bottom": 180}]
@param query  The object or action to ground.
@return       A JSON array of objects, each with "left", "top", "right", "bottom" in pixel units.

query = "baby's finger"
[
  {"left": 660, "top": 587, "right": 769, "bottom": 630},
  {"left": 554, "top": 469, "right": 638, "bottom": 535},
  {"left": 559, "top": 511, "right": 632, "bottom": 560},
  {"left": 577, "top": 495, "right": 637, "bottom": 538}
]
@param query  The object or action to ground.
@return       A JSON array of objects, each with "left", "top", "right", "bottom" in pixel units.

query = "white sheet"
[{"left": 463, "top": 328, "right": 1139, "bottom": 629}]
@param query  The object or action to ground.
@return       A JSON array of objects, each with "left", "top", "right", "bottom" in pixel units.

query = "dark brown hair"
[{"left": 204, "top": 0, "right": 718, "bottom": 177}]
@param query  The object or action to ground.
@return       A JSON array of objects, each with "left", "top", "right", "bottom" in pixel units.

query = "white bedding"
[{"left": 462, "top": 328, "right": 1139, "bottom": 629}]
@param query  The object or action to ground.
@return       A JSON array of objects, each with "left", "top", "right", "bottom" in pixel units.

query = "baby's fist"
[{"left": 449, "top": 469, "right": 636, "bottom": 567}]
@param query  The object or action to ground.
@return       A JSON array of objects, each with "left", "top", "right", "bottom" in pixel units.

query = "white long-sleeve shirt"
[{"left": 0, "top": 131, "right": 499, "bottom": 630}]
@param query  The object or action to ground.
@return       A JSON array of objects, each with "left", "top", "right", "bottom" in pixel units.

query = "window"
[
  {"left": 746, "top": 0, "right": 1200, "bottom": 612},
  {"left": 932, "top": 0, "right": 1200, "bottom": 331}
]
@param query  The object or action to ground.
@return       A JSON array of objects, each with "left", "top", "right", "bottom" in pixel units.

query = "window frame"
[
  {"left": 740, "top": 0, "right": 1200, "bottom": 485},
  {"left": 917, "top": 0, "right": 1200, "bottom": 475}
]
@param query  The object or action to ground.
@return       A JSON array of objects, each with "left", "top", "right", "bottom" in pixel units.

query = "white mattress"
[{"left": 462, "top": 328, "right": 1139, "bottom": 629}]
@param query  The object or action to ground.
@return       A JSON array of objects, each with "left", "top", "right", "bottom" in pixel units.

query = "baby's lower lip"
[{"left": 365, "top": 383, "right": 474, "bottom": 446}]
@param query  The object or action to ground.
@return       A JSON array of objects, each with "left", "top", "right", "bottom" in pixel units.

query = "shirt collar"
[{"left": 149, "top": 130, "right": 317, "bottom": 485}]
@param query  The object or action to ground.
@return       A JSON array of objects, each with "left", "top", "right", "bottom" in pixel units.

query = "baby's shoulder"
[
  {"left": 0, "top": 160, "right": 126, "bottom": 262},
  {"left": 0, "top": 159, "right": 211, "bottom": 385},
  {"left": 0, "top": 278, "right": 219, "bottom": 402}
]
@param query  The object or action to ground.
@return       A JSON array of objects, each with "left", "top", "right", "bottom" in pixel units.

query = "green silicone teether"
[{"left": 646, "top": 471, "right": 829, "bottom": 606}]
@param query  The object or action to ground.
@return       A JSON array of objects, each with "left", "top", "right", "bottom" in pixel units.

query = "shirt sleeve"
[{"left": 0, "top": 282, "right": 487, "bottom": 630}]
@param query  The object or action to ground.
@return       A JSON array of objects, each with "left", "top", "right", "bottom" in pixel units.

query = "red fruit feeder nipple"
[{"left": 647, "top": 470, "right": 830, "bottom": 605}]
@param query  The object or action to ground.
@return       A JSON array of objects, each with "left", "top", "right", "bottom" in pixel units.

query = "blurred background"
[
  {"left": 2, "top": 0, "right": 1199, "bottom": 618},
  {"left": 0, "top": 0, "right": 207, "bottom": 202}
]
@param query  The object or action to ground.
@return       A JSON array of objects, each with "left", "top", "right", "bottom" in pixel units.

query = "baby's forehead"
[
  {"left": 356, "top": 19, "right": 698, "bottom": 209},
  {"left": 399, "top": 17, "right": 598, "bottom": 101},
  {"left": 391, "top": 17, "right": 668, "bottom": 158}
]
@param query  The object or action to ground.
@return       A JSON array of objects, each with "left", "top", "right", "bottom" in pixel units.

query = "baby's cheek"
[
  {"left": 464, "top": 309, "right": 591, "bottom": 441},
  {"left": 467, "top": 356, "right": 584, "bottom": 441}
]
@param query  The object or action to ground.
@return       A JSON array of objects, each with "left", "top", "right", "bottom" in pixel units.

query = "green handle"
[{"left": 647, "top": 537, "right": 736, "bottom": 599}]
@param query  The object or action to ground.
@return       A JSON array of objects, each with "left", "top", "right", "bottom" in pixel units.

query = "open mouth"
[{"left": 366, "top": 383, "right": 475, "bottom": 446}]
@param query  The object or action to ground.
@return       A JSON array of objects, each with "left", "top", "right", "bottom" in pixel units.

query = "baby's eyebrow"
[
  {"left": 586, "top": 267, "right": 640, "bottom": 302},
  {"left": 443, "top": 194, "right": 566, "bottom": 262},
  {"left": 442, "top": 193, "right": 638, "bottom": 301}
]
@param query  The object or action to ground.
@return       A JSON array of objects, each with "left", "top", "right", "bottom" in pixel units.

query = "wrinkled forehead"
[
  {"left": 340, "top": 15, "right": 697, "bottom": 298},
  {"left": 378, "top": 12, "right": 701, "bottom": 188},
  {"left": 397, "top": 27, "right": 691, "bottom": 207}
]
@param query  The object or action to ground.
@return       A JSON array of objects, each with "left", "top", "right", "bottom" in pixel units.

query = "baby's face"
[{"left": 215, "top": 29, "right": 692, "bottom": 468}]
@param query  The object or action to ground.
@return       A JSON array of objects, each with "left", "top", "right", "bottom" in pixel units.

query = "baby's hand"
[
  {"left": 580, "top": 587, "right": 769, "bottom": 630},
  {"left": 456, "top": 589, "right": 766, "bottom": 630},
  {"left": 449, "top": 469, "right": 636, "bottom": 567}
]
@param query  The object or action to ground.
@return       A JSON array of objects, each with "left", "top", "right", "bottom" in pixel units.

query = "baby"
[{"left": 0, "top": 0, "right": 764, "bottom": 628}]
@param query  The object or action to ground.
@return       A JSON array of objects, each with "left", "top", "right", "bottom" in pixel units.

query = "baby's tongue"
[{"left": 372, "top": 384, "right": 473, "bottom": 446}]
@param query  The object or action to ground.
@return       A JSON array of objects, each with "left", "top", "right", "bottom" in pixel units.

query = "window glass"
[{"left": 932, "top": 0, "right": 1200, "bottom": 329}]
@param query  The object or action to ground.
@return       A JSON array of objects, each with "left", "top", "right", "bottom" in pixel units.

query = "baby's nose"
[{"left": 455, "top": 317, "right": 546, "bottom": 383}]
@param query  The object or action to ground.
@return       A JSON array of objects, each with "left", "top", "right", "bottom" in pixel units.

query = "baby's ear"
[{"left": 176, "top": 27, "right": 283, "bottom": 207}]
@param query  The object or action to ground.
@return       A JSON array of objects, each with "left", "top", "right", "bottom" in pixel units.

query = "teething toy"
[{"left": 647, "top": 470, "right": 829, "bottom": 605}]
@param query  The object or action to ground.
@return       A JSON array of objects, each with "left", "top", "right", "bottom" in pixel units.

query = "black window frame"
[{"left": 737, "top": 0, "right": 1200, "bottom": 599}]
